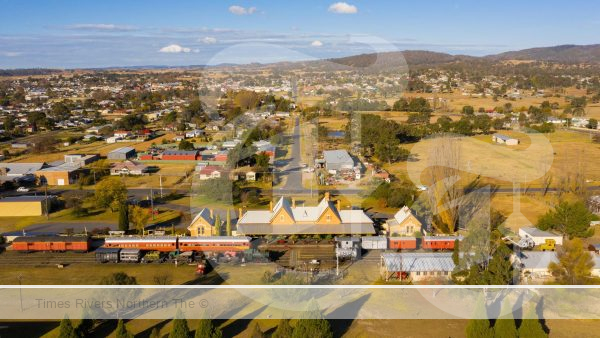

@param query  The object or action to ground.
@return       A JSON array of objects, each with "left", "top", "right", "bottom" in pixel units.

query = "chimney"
[
  {"left": 324, "top": 192, "right": 330, "bottom": 201},
  {"left": 337, "top": 200, "right": 341, "bottom": 211},
  {"left": 269, "top": 201, "right": 273, "bottom": 212},
  {"left": 292, "top": 198, "right": 296, "bottom": 208},
  {"left": 209, "top": 209, "right": 214, "bottom": 218}
]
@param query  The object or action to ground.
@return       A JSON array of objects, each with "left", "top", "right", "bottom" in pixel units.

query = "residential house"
[
  {"left": 187, "top": 208, "right": 221, "bottom": 236},
  {"left": 384, "top": 206, "right": 423, "bottom": 236},
  {"left": 197, "top": 166, "right": 223, "bottom": 180},
  {"left": 110, "top": 161, "right": 149, "bottom": 176},
  {"left": 492, "top": 134, "right": 519, "bottom": 146}
]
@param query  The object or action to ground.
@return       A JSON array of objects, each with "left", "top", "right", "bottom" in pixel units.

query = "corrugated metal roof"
[
  {"left": 236, "top": 223, "right": 375, "bottom": 235},
  {"left": 13, "top": 236, "right": 89, "bottom": 243},
  {"left": 382, "top": 252, "right": 455, "bottom": 272},
  {"left": 0, "top": 163, "right": 44, "bottom": 176},
  {"left": 520, "top": 226, "right": 561, "bottom": 238},
  {"left": 517, "top": 251, "right": 559, "bottom": 269},
  {"left": 109, "top": 147, "right": 135, "bottom": 154},
  {"left": 323, "top": 149, "right": 353, "bottom": 165}
]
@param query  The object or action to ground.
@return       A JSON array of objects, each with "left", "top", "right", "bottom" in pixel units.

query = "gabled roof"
[
  {"left": 393, "top": 206, "right": 415, "bottom": 224},
  {"left": 187, "top": 208, "right": 214, "bottom": 231},
  {"left": 270, "top": 197, "right": 294, "bottom": 222}
]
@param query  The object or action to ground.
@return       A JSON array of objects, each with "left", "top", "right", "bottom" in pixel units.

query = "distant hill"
[
  {"left": 326, "top": 50, "right": 474, "bottom": 68},
  {"left": 486, "top": 44, "right": 600, "bottom": 63}
]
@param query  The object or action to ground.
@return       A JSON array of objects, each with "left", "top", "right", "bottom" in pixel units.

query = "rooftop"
[
  {"left": 323, "top": 149, "right": 353, "bottom": 164},
  {"left": 381, "top": 252, "right": 456, "bottom": 272}
]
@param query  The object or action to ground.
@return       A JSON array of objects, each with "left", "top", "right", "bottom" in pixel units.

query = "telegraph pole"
[
  {"left": 17, "top": 274, "right": 23, "bottom": 312},
  {"left": 159, "top": 175, "right": 163, "bottom": 198},
  {"left": 150, "top": 188, "right": 155, "bottom": 221},
  {"left": 44, "top": 184, "right": 49, "bottom": 220}
]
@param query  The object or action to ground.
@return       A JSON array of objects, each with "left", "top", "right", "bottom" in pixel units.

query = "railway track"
[{"left": 0, "top": 251, "right": 96, "bottom": 266}]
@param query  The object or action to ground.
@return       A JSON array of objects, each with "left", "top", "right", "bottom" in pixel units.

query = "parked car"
[{"left": 16, "top": 187, "right": 30, "bottom": 192}]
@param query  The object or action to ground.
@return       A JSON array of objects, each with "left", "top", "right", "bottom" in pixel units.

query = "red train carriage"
[
  {"left": 178, "top": 236, "right": 251, "bottom": 252},
  {"left": 12, "top": 236, "right": 90, "bottom": 252},
  {"left": 388, "top": 237, "right": 417, "bottom": 250},
  {"left": 421, "top": 236, "right": 463, "bottom": 250},
  {"left": 103, "top": 236, "right": 177, "bottom": 252}
]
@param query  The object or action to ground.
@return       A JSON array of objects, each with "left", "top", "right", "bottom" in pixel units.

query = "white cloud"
[
  {"left": 159, "top": 44, "right": 191, "bottom": 53},
  {"left": 229, "top": 5, "right": 257, "bottom": 15},
  {"left": 0, "top": 51, "right": 22, "bottom": 57},
  {"left": 328, "top": 2, "right": 358, "bottom": 14},
  {"left": 65, "top": 23, "right": 138, "bottom": 31},
  {"left": 201, "top": 37, "right": 217, "bottom": 44},
  {"left": 311, "top": 40, "right": 323, "bottom": 47}
]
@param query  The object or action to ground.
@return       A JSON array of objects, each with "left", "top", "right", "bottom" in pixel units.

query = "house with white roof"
[
  {"left": 380, "top": 252, "right": 455, "bottom": 282},
  {"left": 236, "top": 193, "right": 374, "bottom": 235}
]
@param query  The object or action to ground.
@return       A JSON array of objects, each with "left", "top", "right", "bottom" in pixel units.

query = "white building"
[{"left": 519, "top": 227, "right": 563, "bottom": 246}]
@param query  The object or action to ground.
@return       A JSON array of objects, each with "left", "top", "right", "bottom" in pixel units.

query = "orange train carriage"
[
  {"left": 12, "top": 236, "right": 90, "bottom": 252},
  {"left": 421, "top": 236, "right": 463, "bottom": 250},
  {"left": 102, "top": 236, "right": 251, "bottom": 253}
]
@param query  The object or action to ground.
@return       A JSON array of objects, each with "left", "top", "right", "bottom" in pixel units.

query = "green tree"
[
  {"left": 94, "top": 177, "right": 128, "bottom": 212},
  {"left": 272, "top": 318, "right": 293, "bottom": 338},
  {"left": 195, "top": 318, "right": 222, "bottom": 338},
  {"left": 226, "top": 209, "right": 232, "bottom": 236},
  {"left": 537, "top": 201, "right": 594, "bottom": 238},
  {"left": 150, "top": 327, "right": 161, "bottom": 338},
  {"left": 214, "top": 214, "right": 221, "bottom": 236},
  {"left": 588, "top": 118, "right": 598, "bottom": 129},
  {"left": 118, "top": 204, "right": 129, "bottom": 231},
  {"left": 452, "top": 239, "right": 460, "bottom": 265},
  {"left": 518, "top": 306, "right": 548, "bottom": 338},
  {"left": 292, "top": 300, "right": 333, "bottom": 338},
  {"left": 58, "top": 315, "right": 78, "bottom": 338},
  {"left": 548, "top": 238, "right": 596, "bottom": 284},
  {"left": 249, "top": 322, "right": 265, "bottom": 338},
  {"left": 254, "top": 151, "right": 270, "bottom": 171},
  {"left": 130, "top": 205, "right": 151, "bottom": 234},
  {"left": 178, "top": 139, "right": 195, "bottom": 150},
  {"left": 465, "top": 297, "right": 493, "bottom": 338},
  {"left": 115, "top": 319, "right": 134, "bottom": 338},
  {"left": 493, "top": 299, "right": 517, "bottom": 338},
  {"left": 170, "top": 310, "right": 191, "bottom": 338},
  {"left": 462, "top": 105, "right": 475, "bottom": 116},
  {"left": 100, "top": 272, "right": 138, "bottom": 285}
]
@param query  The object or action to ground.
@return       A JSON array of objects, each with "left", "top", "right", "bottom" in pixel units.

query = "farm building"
[
  {"left": 35, "top": 163, "right": 80, "bottom": 186},
  {"left": 380, "top": 252, "right": 455, "bottom": 282},
  {"left": 0, "top": 196, "right": 52, "bottom": 216},
  {"left": 237, "top": 193, "right": 374, "bottom": 235},
  {"left": 107, "top": 147, "right": 137, "bottom": 160},
  {"left": 519, "top": 227, "right": 563, "bottom": 246},
  {"left": 492, "top": 133, "right": 519, "bottom": 146},
  {"left": 323, "top": 150, "right": 355, "bottom": 172},
  {"left": 187, "top": 208, "right": 220, "bottom": 236},
  {"left": 64, "top": 154, "right": 99, "bottom": 167},
  {"left": 161, "top": 150, "right": 199, "bottom": 161},
  {"left": 384, "top": 206, "right": 422, "bottom": 236},
  {"left": 110, "top": 161, "right": 149, "bottom": 176}
]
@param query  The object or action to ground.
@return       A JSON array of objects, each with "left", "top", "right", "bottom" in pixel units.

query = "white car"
[{"left": 16, "top": 187, "right": 30, "bottom": 192}]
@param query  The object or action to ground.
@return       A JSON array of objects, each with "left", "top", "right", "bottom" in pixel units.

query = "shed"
[
  {"left": 323, "top": 150, "right": 354, "bottom": 172},
  {"left": 519, "top": 227, "right": 563, "bottom": 246},
  {"left": 0, "top": 196, "right": 51, "bottom": 217},
  {"left": 492, "top": 133, "right": 519, "bottom": 146},
  {"left": 95, "top": 247, "right": 120, "bottom": 263},
  {"left": 107, "top": 147, "right": 137, "bottom": 160}
]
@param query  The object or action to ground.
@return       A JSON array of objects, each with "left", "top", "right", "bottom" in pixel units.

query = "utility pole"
[
  {"left": 17, "top": 274, "right": 23, "bottom": 312},
  {"left": 159, "top": 175, "right": 163, "bottom": 198},
  {"left": 44, "top": 184, "right": 49, "bottom": 220},
  {"left": 150, "top": 188, "right": 155, "bottom": 221}
]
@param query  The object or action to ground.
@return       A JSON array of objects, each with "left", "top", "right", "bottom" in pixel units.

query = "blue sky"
[{"left": 1, "top": 0, "right": 599, "bottom": 68}]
